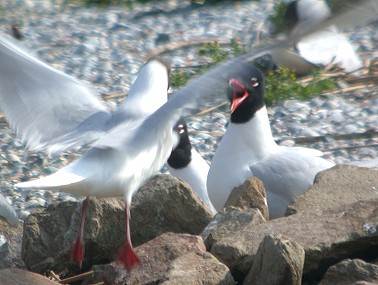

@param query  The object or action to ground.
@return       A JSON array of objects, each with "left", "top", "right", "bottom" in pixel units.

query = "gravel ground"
[{"left": 0, "top": 0, "right": 377, "bottom": 219}]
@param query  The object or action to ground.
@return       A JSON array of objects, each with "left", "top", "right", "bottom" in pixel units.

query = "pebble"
[{"left": 0, "top": 0, "right": 376, "bottom": 218}]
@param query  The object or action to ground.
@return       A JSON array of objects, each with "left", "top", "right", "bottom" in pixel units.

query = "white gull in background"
[
  {"left": 167, "top": 119, "right": 216, "bottom": 216},
  {"left": 284, "top": 0, "right": 363, "bottom": 72}
]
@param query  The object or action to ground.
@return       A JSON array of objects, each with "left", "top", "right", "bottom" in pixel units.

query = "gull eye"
[
  {"left": 177, "top": 124, "right": 185, "bottom": 134},
  {"left": 251, "top": 77, "right": 259, "bottom": 87}
]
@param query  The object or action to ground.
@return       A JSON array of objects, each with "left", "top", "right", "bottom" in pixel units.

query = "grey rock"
[
  {"left": 202, "top": 207, "right": 266, "bottom": 250},
  {"left": 22, "top": 199, "right": 108, "bottom": 273},
  {"left": 224, "top": 177, "right": 269, "bottom": 220},
  {"left": 286, "top": 165, "right": 378, "bottom": 216},
  {"left": 21, "top": 174, "right": 212, "bottom": 273},
  {"left": 84, "top": 232, "right": 232, "bottom": 285},
  {"left": 0, "top": 220, "right": 24, "bottom": 269},
  {"left": 319, "top": 259, "right": 378, "bottom": 285},
  {"left": 243, "top": 234, "right": 305, "bottom": 285},
  {"left": 131, "top": 174, "right": 213, "bottom": 246},
  {"left": 161, "top": 251, "right": 235, "bottom": 285},
  {"left": 0, "top": 268, "right": 57, "bottom": 285},
  {"left": 210, "top": 198, "right": 378, "bottom": 282}
]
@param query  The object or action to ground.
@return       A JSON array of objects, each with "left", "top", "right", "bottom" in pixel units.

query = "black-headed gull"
[
  {"left": 0, "top": 0, "right": 376, "bottom": 270},
  {"left": 0, "top": 193, "right": 19, "bottom": 227},
  {"left": 207, "top": 63, "right": 335, "bottom": 218},
  {"left": 167, "top": 119, "right": 216, "bottom": 215}
]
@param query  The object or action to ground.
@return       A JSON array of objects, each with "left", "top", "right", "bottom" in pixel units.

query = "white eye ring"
[
  {"left": 177, "top": 124, "right": 185, "bottom": 134},
  {"left": 251, "top": 77, "right": 259, "bottom": 87}
]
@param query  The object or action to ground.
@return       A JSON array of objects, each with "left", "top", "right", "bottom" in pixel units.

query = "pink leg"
[
  {"left": 70, "top": 196, "right": 89, "bottom": 269},
  {"left": 116, "top": 200, "right": 140, "bottom": 272}
]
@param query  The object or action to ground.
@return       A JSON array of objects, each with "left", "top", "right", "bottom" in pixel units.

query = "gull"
[
  {"left": 207, "top": 63, "right": 335, "bottom": 218},
  {"left": 0, "top": 0, "right": 376, "bottom": 271},
  {"left": 167, "top": 119, "right": 217, "bottom": 215},
  {"left": 284, "top": 0, "right": 363, "bottom": 72}
]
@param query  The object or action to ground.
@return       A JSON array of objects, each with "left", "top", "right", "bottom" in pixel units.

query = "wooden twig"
[
  {"left": 148, "top": 39, "right": 229, "bottom": 57},
  {"left": 276, "top": 129, "right": 378, "bottom": 145},
  {"left": 321, "top": 143, "right": 378, "bottom": 152},
  {"left": 59, "top": 271, "right": 94, "bottom": 284},
  {"left": 195, "top": 100, "right": 228, "bottom": 116}
]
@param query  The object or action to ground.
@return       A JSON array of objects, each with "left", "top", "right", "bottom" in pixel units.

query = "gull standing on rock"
[
  {"left": 207, "top": 63, "right": 335, "bottom": 218},
  {"left": 0, "top": 0, "right": 376, "bottom": 271},
  {"left": 168, "top": 119, "right": 217, "bottom": 216}
]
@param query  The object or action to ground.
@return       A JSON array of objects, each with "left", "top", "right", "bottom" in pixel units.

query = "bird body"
[
  {"left": 286, "top": 0, "right": 363, "bottom": 72},
  {"left": 207, "top": 64, "right": 335, "bottom": 218},
  {"left": 167, "top": 120, "right": 216, "bottom": 215}
]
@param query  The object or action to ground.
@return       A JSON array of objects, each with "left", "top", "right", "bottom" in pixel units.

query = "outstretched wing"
[{"left": 0, "top": 35, "right": 111, "bottom": 153}]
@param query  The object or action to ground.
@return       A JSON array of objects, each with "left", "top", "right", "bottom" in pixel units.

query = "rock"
[
  {"left": 286, "top": 165, "right": 378, "bottom": 216},
  {"left": 0, "top": 220, "right": 24, "bottom": 269},
  {"left": 0, "top": 268, "right": 57, "bottom": 285},
  {"left": 202, "top": 207, "right": 266, "bottom": 250},
  {"left": 243, "top": 234, "right": 305, "bottom": 285},
  {"left": 210, "top": 199, "right": 378, "bottom": 283},
  {"left": 131, "top": 174, "right": 213, "bottom": 246},
  {"left": 162, "top": 251, "right": 235, "bottom": 285},
  {"left": 224, "top": 177, "right": 269, "bottom": 220},
  {"left": 84, "top": 232, "right": 234, "bottom": 285},
  {"left": 22, "top": 198, "right": 124, "bottom": 273},
  {"left": 21, "top": 174, "right": 212, "bottom": 273},
  {"left": 318, "top": 259, "right": 378, "bottom": 285},
  {"left": 155, "top": 33, "right": 170, "bottom": 46}
]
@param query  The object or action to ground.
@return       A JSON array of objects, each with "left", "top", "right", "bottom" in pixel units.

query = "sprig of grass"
[
  {"left": 171, "top": 39, "right": 336, "bottom": 106},
  {"left": 171, "top": 39, "right": 246, "bottom": 88},
  {"left": 269, "top": 2, "right": 289, "bottom": 34},
  {"left": 264, "top": 67, "right": 336, "bottom": 105}
]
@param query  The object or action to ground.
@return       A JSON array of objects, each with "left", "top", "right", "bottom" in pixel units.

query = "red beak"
[{"left": 229, "top": 79, "right": 248, "bottom": 113}]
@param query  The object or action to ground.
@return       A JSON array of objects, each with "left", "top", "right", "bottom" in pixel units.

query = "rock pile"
[{"left": 1, "top": 165, "right": 377, "bottom": 284}]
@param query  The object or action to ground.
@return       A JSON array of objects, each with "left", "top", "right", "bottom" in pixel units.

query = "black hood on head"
[
  {"left": 227, "top": 64, "right": 266, "bottom": 124},
  {"left": 167, "top": 118, "right": 192, "bottom": 169}
]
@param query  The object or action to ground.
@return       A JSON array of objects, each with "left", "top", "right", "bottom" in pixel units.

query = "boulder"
[
  {"left": 84, "top": 232, "right": 234, "bottom": 285},
  {"left": 210, "top": 198, "right": 378, "bottom": 283},
  {"left": 319, "top": 259, "right": 378, "bottom": 285},
  {"left": 243, "top": 234, "right": 305, "bottom": 285},
  {"left": 0, "top": 268, "right": 57, "bottom": 285},
  {"left": 0, "top": 220, "right": 24, "bottom": 269},
  {"left": 224, "top": 177, "right": 269, "bottom": 220},
  {"left": 202, "top": 207, "right": 266, "bottom": 250},
  {"left": 22, "top": 174, "right": 212, "bottom": 273},
  {"left": 131, "top": 174, "right": 213, "bottom": 246},
  {"left": 286, "top": 165, "right": 378, "bottom": 216}
]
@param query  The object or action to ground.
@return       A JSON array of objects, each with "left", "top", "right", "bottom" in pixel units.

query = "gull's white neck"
[{"left": 224, "top": 106, "right": 278, "bottom": 160}]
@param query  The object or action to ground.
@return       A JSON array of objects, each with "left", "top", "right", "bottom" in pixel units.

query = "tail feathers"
[{"left": 15, "top": 169, "right": 86, "bottom": 190}]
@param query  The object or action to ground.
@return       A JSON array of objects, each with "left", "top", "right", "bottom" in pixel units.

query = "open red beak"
[{"left": 229, "top": 79, "right": 248, "bottom": 113}]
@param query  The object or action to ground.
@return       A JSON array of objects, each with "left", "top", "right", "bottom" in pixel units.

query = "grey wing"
[
  {"left": 0, "top": 34, "right": 111, "bottom": 154},
  {"left": 249, "top": 149, "right": 334, "bottom": 199}
]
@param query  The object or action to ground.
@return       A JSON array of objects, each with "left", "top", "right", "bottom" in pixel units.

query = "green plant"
[
  {"left": 269, "top": 2, "right": 289, "bottom": 34},
  {"left": 171, "top": 39, "right": 245, "bottom": 88},
  {"left": 264, "top": 66, "right": 336, "bottom": 105}
]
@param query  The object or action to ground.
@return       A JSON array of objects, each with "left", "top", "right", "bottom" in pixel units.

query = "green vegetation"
[
  {"left": 264, "top": 67, "right": 336, "bottom": 105},
  {"left": 171, "top": 39, "right": 336, "bottom": 106},
  {"left": 269, "top": 2, "right": 289, "bottom": 34}
]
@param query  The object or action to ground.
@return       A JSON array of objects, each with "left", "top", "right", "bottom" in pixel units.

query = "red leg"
[
  {"left": 70, "top": 196, "right": 89, "bottom": 269},
  {"left": 116, "top": 201, "right": 140, "bottom": 272}
]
